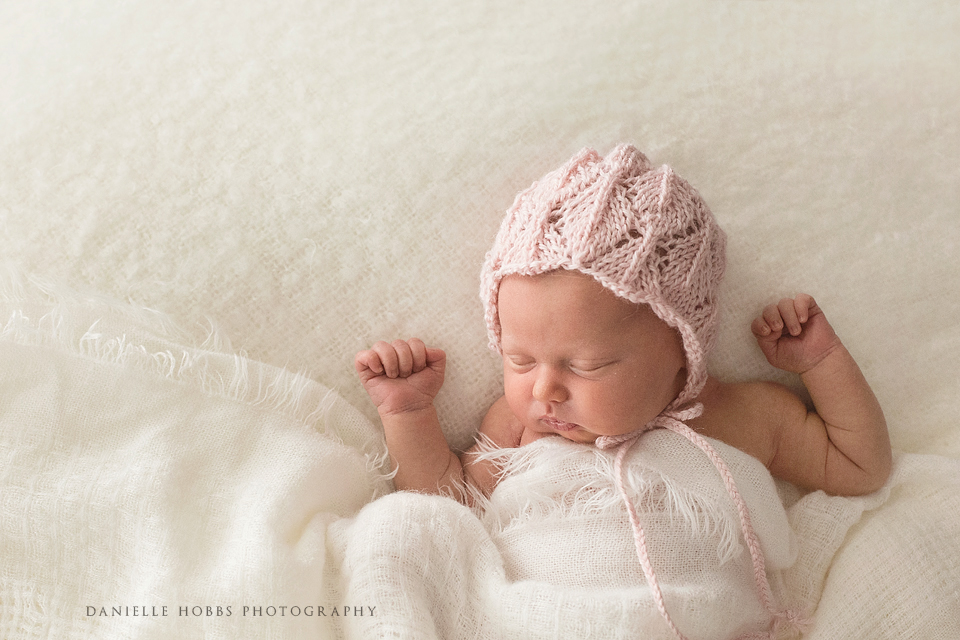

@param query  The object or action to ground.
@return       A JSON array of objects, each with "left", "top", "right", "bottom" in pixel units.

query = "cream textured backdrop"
[
  {"left": 1, "top": 1, "right": 958, "bottom": 455},
  {"left": 2, "top": 2, "right": 960, "bottom": 638}
]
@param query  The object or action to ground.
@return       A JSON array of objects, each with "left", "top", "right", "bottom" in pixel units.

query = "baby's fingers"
[
  {"left": 751, "top": 294, "right": 822, "bottom": 340},
  {"left": 778, "top": 294, "right": 822, "bottom": 336},
  {"left": 777, "top": 298, "right": 806, "bottom": 336},
  {"left": 366, "top": 340, "right": 401, "bottom": 378},
  {"left": 390, "top": 339, "right": 420, "bottom": 377},
  {"left": 751, "top": 315, "right": 772, "bottom": 339},
  {"left": 407, "top": 338, "right": 428, "bottom": 374},
  {"left": 359, "top": 339, "right": 435, "bottom": 379},
  {"left": 752, "top": 302, "right": 785, "bottom": 339},
  {"left": 792, "top": 293, "right": 817, "bottom": 324},
  {"left": 354, "top": 348, "right": 385, "bottom": 377}
]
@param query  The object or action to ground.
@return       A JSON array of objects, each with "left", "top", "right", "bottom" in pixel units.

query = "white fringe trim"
[
  {"left": 0, "top": 270, "right": 393, "bottom": 495},
  {"left": 475, "top": 435, "right": 744, "bottom": 564}
]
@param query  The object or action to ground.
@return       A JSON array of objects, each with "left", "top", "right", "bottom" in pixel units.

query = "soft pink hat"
[{"left": 480, "top": 144, "right": 726, "bottom": 408}]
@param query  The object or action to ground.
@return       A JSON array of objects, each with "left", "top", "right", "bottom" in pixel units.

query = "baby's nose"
[{"left": 532, "top": 367, "right": 568, "bottom": 403}]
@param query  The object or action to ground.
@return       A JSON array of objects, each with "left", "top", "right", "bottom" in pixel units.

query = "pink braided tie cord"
[{"left": 599, "top": 405, "right": 808, "bottom": 640}]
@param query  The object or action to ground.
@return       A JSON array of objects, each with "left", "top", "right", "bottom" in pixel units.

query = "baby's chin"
[
  {"left": 552, "top": 424, "right": 651, "bottom": 446},
  {"left": 553, "top": 429, "right": 600, "bottom": 445}
]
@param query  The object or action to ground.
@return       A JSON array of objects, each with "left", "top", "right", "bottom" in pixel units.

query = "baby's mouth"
[{"left": 541, "top": 416, "right": 579, "bottom": 432}]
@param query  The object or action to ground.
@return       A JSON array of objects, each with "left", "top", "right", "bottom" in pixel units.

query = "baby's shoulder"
[
  {"left": 691, "top": 376, "right": 803, "bottom": 467},
  {"left": 478, "top": 395, "right": 526, "bottom": 448}
]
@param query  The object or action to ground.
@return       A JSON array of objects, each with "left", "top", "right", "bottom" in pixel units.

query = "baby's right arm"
[
  {"left": 355, "top": 339, "right": 518, "bottom": 502},
  {"left": 355, "top": 339, "right": 463, "bottom": 495}
]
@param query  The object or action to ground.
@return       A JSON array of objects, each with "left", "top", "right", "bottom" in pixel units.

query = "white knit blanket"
[
  {"left": 2, "top": 0, "right": 960, "bottom": 636},
  {"left": 3, "top": 283, "right": 959, "bottom": 639},
  {"left": 0, "top": 282, "right": 393, "bottom": 639}
]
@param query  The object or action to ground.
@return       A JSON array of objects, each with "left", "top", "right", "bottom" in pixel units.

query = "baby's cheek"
[
  {"left": 589, "top": 393, "right": 642, "bottom": 434},
  {"left": 501, "top": 376, "right": 528, "bottom": 415}
]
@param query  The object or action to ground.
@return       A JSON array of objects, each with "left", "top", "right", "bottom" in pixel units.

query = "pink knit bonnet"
[{"left": 480, "top": 144, "right": 727, "bottom": 408}]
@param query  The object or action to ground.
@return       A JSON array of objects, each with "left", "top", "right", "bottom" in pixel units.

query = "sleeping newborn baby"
[{"left": 355, "top": 144, "right": 891, "bottom": 639}]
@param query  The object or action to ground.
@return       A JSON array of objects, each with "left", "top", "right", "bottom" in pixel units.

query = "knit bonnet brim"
[{"left": 479, "top": 144, "right": 726, "bottom": 408}]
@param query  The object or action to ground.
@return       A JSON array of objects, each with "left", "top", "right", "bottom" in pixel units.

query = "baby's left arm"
[{"left": 749, "top": 294, "right": 892, "bottom": 495}]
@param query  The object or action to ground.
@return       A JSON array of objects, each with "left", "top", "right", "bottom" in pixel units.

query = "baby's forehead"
[{"left": 497, "top": 271, "right": 670, "bottom": 337}]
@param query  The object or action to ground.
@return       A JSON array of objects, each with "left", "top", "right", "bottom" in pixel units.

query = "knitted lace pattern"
[{"left": 480, "top": 143, "right": 727, "bottom": 407}]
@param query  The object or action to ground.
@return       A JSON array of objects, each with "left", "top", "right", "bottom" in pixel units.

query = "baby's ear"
[{"left": 674, "top": 365, "right": 688, "bottom": 397}]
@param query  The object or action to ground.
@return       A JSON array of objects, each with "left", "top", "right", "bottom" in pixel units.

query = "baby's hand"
[
  {"left": 751, "top": 294, "right": 842, "bottom": 374},
  {"left": 355, "top": 339, "right": 446, "bottom": 416}
]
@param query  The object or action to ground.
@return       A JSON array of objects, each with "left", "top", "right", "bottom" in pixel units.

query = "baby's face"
[{"left": 498, "top": 271, "right": 686, "bottom": 444}]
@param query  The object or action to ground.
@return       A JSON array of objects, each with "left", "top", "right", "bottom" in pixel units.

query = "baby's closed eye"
[
  {"left": 505, "top": 355, "right": 536, "bottom": 371},
  {"left": 569, "top": 360, "right": 617, "bottom": 375}
]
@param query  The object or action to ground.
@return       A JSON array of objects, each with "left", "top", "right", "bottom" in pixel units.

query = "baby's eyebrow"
[
  {"left": 500, "top": 347, "right": 534, "bottom": 360},
  {"left": 569, "top": 356, "right": 618, "bottom": 366}
]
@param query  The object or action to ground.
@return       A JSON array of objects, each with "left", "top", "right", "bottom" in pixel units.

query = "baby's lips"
[{"left": 541, "top": 416, "right": 579, "bottom": 432}]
